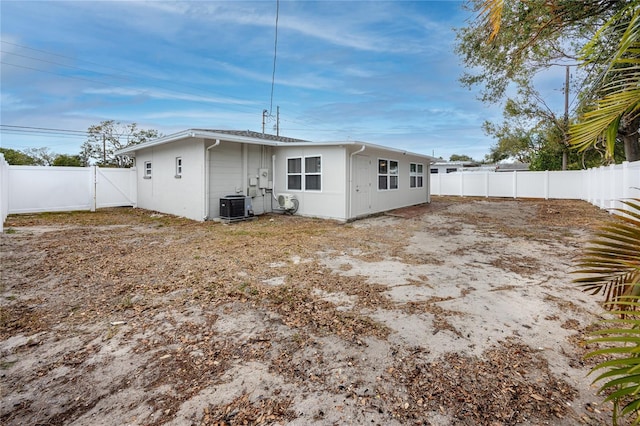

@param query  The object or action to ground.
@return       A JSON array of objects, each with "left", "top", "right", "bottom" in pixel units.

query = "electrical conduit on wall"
[{"left": 203, "top": 139, "right": 220, "bottom": 220}]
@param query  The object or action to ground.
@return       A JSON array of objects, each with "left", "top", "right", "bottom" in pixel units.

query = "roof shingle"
[{"left": 193, "top": 129, "right": 308, "bottom": 143}]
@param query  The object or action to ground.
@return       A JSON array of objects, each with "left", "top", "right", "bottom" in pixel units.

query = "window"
[
  {"left": 430, "top": 168, "right": 438, "bottom": 174},
  {"left": 144, "top": 161, "right": 152, "bottom": 179},
  {"left": 287, "top": 156, "right": 322, "bottom": 191},
  {"left": 175, "top": 157, "right": 182, "bottom": 178},
  {"left": 287, "top": 158, "right": 302, "bottom": 190},
  {"left": 378, "top": 159, "right": 398, "bottom": 190},
  {"left": 305, "top": 156, "right": 321, "bottom": 191},
  {"left": 410, "top": 163, "right": 424, "bottom": 188},
  {"left": 446, "top": 168, "right": 457, "bottom": 174}
]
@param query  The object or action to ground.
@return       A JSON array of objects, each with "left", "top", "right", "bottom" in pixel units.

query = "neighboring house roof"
[
  {"left": 115, "top": 128, "right": 436, "bottom": 162},
  {"left": 431, "top": 161, "right": 481, "bottom": 167},
  {"left": 495, "top": 163, "right": 530, "bottom": 172}
]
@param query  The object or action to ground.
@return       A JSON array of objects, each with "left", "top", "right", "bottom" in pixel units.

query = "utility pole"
[
  {"left": 262, "top": 109, "right": 268, "bottom": 135},
  {"left": 102, "top": 134, "right": 106, "bottom": 165},
  {"left": 562, "top": 65, "right": 569, "bottom": 170},
  {"left": 276, "top": 106, "right": 280, "bottom": 136}
]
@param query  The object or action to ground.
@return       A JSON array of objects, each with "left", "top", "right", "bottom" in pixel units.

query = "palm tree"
[
  {"left": 574, "top": 199, "right": 640, "bottom": 425},
  {"left": 476, "top": 0, "right": 640, "bottom": 162},
  {"left": 475, "top": 2, "right": 640, "bottom": 423},
  {"left": 569, "top": 5, "right": 640, "bottom": 163}
]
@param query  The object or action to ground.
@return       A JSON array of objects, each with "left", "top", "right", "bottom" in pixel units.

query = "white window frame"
[
  {"left": 175, "top": 157, "right": 182, "bottom": 178},
  {"left": 286, "top": 157, "right": 302, "bottom": 191},
  {"left": 286, "top": 155, "right": 322, "bottom": 191},
  {"left": 378, "top": 158, "right": 398, "bottom": 191},
  {"left": 144, "top": 161, "right": 152, "bottom": 179},
  {"left": 304, "top": 155, "right": 322, "bottom": 191},
  {"left": 410, "top": 163, "right": 424, "bottom": 188}
]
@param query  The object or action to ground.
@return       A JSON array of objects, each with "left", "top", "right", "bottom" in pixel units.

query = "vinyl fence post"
[
  {"left": 512, "top": 171, "right": 517, "bottom": 199},
  {"left": 599, "top": 165, "right": 605, "bottom": 209},
  {"left": 544, "top": 170, "right": 549, "bottom": 200},
  {"left": 131, "top": 167, "right": 138, "bottom": 208},
  {"left": 609, "top": 163, "right": 616, "bottom": 210},
  {"left": 622, "top": 161, "right": 630, "bottom": 197},
  {"left": 91, "top": 165, "right": 97, "bottom": 212},
  {"left": 484, "top": 171, "right": 489, "bottom": 198}
]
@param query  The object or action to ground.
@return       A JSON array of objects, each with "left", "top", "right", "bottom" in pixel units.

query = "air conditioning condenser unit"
[{"left": 219, "top": 195, "right": 253, "bottom": 221}]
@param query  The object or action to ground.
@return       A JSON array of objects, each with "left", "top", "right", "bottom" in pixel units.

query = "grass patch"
[{"left": 0, "top": 360, "right": 18, "bottom": 370}]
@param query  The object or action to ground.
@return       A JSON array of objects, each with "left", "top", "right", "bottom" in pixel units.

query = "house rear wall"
[
  {"left": 273, "top": 146, "right": 347, "bottom": 220},
  {"left": 355, "top": 146, "right": 429, "bottom": 217},
  {"left": 136, "top": 138, "right": 205, "bottom": 221}
]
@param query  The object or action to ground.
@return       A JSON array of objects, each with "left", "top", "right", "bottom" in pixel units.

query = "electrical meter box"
[{"left": 258, "top": 168, "right": 269, "bottom": 189}]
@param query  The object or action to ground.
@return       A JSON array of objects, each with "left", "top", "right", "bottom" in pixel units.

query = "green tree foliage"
[
  {"left": 484, "top": 116, "right": 626, "bottom": 170},
  {"left": 0, "top": 147, "right": 37, "bottom": 165},
  {"left": 23, "top": 147, "right": 56, "bottom": 166},
  {"left": 570, "top": 5, "right": 640, "bottom": 162},
  {"left": 457, "top": 0, "right": 639, "bottom": 164},
  {"left": 52, "top": 154, "right": 83, "bottom": 167},
  {"left": 483, "top": 121, "right": 535, "bottom": 164},
  {"left": 80, "top": 120, "right": 160, "bottom": 167},
  {"left": 457, "top": 1, "right": 593, "bottom": 104},
  {"left": 449, "top": 154, "right": 475, "bottom": 162}
]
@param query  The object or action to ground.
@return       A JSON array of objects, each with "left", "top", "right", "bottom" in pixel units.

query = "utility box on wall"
[
  {"left": 219, "top": 195, "right": 253, "bottom": 221},
  {"left": 258, "top": 168, "right": 269, "bottom": 189}
]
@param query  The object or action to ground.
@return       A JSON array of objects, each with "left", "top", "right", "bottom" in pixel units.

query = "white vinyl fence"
[
  {"left": 0, "top": 163, "right": 136, "bottom": 231},
  {"left": 0, "top": 154, "right": 9, "bottom": 229},
  {"left": 431, "top": 160, "right": 640, "bottom": 211},
  {"left": 1, "top": 158, "right": 639, "bottom": 231}
]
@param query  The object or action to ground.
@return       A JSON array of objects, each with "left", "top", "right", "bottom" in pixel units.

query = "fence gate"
[{"left": 94, "top": 167, "right": 137, "bottom": 210}]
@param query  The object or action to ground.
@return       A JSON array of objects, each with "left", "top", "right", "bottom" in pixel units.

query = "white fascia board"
[
  {"left": 281, "top": 140, "right": 437, "bottom": 163},
  {"left": 114, "top": 129, "right": 281, "bottom": 156}
]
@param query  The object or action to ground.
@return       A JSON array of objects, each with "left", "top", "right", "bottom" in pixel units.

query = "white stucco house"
[{"left": 115, "top": 129, "right": 435, "bottom": 222}]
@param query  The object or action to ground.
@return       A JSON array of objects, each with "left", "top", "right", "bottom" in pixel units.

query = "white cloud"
[{"left": 82, "top": 87, "right": 257, "bottom": 106}]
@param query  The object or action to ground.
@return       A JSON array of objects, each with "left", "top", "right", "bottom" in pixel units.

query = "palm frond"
[
  {"left": 584, "top": 303, "right": 640, "bottom": 423},
  {"left": 479, "top": 0, "right": 504, "bottom": 41},
  {"left": 579, "top": 197, "right": 640, "bottom": 423},
  {"left": 574, "top": 198, "right": 640, "bottom": 308},
  {"left": 569, "top": 5, "right": 640, "bottom": 159}
]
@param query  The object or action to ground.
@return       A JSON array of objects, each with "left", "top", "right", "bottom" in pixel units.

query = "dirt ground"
[{"left": 0, "top": 196, "right": 621, "bottom": 425}]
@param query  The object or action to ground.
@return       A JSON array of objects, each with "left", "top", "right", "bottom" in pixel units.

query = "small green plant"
[
  {"left": 4, "top": 228, "right": 16, "bottom": 234},
  {"left": 0, "top": 360, "right": 18, "bottom": 370},
  {"left": 105, "top": 326, "right": 119, "bottom": 340},
  {"left": 120, "top": 295, "right": 133, "bottom": 309}
]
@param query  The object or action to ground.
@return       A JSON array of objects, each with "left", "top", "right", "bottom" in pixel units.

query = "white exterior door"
[
  {"left": 353, "top": 155, "right": 372, "bottom": 217},
  {"left": 209, "top": 143, "right": 243, "bottom": 218}
]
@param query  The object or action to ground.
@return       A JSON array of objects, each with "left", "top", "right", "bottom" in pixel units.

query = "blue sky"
[{"left": 1, "top": 0, "right": 567, "bottom": 161}]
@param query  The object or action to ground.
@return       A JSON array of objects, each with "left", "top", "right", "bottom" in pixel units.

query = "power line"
[
  {"left": 1, "top": 42, "right": 266, "bottom": 121},
  {"left": 1, "top": 61, "right": 119, "bottom": 87},
  {"left": 0, "top": 124, "right": 148, "bottom": 138},
  {"left": 1, "top": 39, "right": 388, "bottom": 139},
  {"left": 1, "top": 125, "right": 87, "bottom": 134},
  {"left": 269, "top": 0, "right": 280, "bottom": 116},
  {"left": 2, "top": 39, "right": 432, "bottom": 140},
  {"left": 1, "top": 40, "right": 257, "bottom": 109}
]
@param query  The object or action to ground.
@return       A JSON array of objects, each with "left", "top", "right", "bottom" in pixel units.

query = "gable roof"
[
  {"left": 114, "top": 128, "right": 436, "bottom": 162},
  {"left": 115, "top": 129, "right": 308, "bottom": 155}
]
